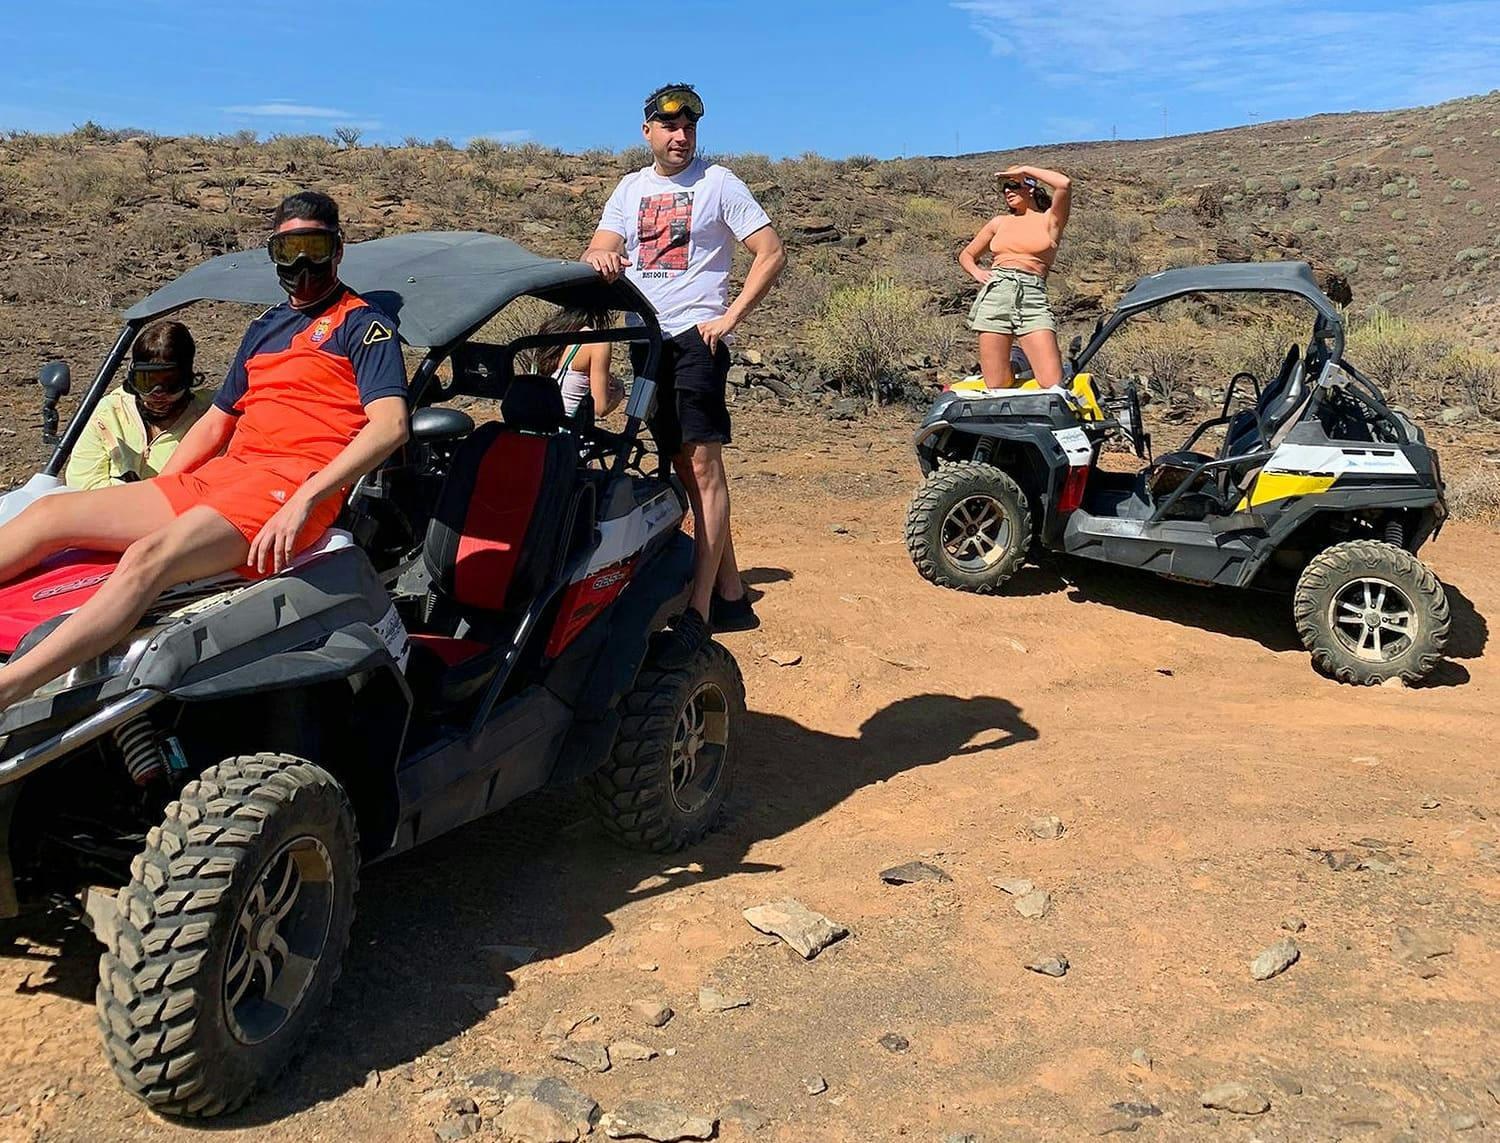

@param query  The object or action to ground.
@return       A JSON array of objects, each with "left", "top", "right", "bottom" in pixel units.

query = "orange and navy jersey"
[{"left": 215, "top": 287, "right": 407, "bottom": 475}]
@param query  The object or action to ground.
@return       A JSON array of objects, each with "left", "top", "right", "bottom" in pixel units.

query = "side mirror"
[{"left": 39, "top": 361, "right": 71, "bottom": 445}]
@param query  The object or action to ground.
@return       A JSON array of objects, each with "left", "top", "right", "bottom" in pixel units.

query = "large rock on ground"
[
  {"left": 600, "top": 1099, "right": 717, "bottom": 1141},
  {"left": 742, "top": 899, "right": 848, "bottom": 959}
]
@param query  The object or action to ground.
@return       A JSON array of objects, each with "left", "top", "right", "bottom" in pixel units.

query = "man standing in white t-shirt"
[{"left": 585, "top": 83, "right": 786, "bottom": 666}]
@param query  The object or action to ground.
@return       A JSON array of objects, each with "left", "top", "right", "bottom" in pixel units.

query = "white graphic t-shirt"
[{"left": 598, "top": 158, "right": 772, "bottom": 336}]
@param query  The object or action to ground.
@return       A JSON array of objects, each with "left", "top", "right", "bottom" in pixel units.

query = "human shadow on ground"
[
  {"left": 1, "top": 693, "right": 1036, "bottom": 1125},
  {"left": 739, "top": 565, "right": 794, "bottom": 604}
]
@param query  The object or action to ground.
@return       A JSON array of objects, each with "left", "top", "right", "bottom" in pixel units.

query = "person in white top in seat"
[{"left": 584, "top": 82, "right": 786, "bottom": 667}]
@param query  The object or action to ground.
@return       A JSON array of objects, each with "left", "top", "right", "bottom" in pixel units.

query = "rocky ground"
[{"left": 1, "top": 401, "right": 1497, "bottom": 1142}]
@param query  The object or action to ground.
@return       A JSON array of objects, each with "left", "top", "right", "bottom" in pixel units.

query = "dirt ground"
[{"left": 0, "top": 400, "right": 1495, "bottom": 1143}]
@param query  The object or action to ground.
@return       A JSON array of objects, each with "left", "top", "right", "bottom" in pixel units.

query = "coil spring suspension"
[
  {"left": 1384, "top": 517, "right": 1405, "bottom": 548},
  {"left": 114, "top": 715, "right": 166, "bottom": 786}
]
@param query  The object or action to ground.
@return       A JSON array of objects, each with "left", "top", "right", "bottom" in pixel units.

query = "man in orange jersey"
[{"left": 0, "top": 191, "right": 408, "bottom": 710}]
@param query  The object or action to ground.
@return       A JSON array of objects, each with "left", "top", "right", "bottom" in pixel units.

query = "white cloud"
[
  {"left": 470, "top": 129, "right": 531, "bottom": 144},
  {"left": 954, "top": 1, "right": 1500, "bottom": 118},
  {"left": 223, "top": 101, "right": 354, "bottom": 119}
]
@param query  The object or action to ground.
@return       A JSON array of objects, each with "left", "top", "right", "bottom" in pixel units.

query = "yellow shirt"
[{"left": 64, "top": 388, "right": 214, "bottom": 490}]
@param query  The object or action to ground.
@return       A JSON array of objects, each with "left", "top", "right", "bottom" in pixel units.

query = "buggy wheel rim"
[
  {"left": 940, "top": 494, "right": 1011, "bottom": 572},
  {"left": 224, "top": 836, "right": 335, "bottom": 1046},
  {"left": 669, "top": 681, "right": 729, "bottom": 815},
  {"left": 1329, "top": 576, "right": 1416, "bottom": 663}
]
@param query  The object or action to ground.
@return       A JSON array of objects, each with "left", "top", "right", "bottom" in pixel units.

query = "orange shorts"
[{"left": 152, "top": 455, "right": 341, "bottom": 554}]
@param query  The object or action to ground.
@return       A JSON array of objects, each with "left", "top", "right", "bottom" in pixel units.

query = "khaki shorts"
[{"left": 968, "top": 268, "right": 1056, "bottom": 336}]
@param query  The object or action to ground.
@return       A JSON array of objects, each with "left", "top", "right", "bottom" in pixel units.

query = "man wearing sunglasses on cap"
[
  {"left": 65, "top": 320, "right": 213, "bottom": 490},
  {"left": 0, "top": 190, "right": 408, "bottom": 714},
  {"left": 584, "top": 83, "right": 786, "bottom": 667}
]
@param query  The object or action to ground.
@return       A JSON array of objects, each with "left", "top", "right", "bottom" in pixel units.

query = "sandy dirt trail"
[{"left": 0, "top": 406, "right": 1496, "bottom": 1142}]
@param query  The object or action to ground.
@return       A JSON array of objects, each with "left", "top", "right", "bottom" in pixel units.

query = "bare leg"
[
  {"left": 716, "top": 525, "right": 745, "bottom": 602},
  {"left": 0, "top": 482, "right": 178, "bottom": 585},
  {"left": 1018, "top": 329, "right": 1065, "bottom": 388},
  {"left": 681, "top": 442, "right": 731, "bottom": 619},
  {"left": 978, "top": 332, "right": 1015, "bottom": 389},
  {"left": 0, "top": 506, "right": 247, "bottom": 708}
]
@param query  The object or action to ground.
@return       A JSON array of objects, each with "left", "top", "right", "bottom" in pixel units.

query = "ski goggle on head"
[
  {"left": 267, "top": 227, "right": 340, "bottom": 267},
  {"left": 125, "top": 361, "right": 193, "bottom": 396},
  {"left": 644, "top": 86, "right": 704, "bottom": 123}
]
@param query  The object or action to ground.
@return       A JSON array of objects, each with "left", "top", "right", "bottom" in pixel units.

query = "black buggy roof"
[
  {"left": 1113, "top": 261, "right": 1342, "bottom": 325},
  {"left": 123, "top": 231, "right": 656, "bottom": 350}
]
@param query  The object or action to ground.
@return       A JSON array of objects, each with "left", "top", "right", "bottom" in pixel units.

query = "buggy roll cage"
[{"left": 42, "top": 232, "right": 668, "bottom": 481}]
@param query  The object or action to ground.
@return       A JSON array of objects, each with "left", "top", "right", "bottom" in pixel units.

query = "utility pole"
[{"left": 1162, "top": 108, "right": 1168, "bottom": 138}]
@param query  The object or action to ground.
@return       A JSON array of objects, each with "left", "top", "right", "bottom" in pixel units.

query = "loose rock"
[
  {"left": 803, "top": 1074, "right": 828, "bottom": 1094},
  {"left": 540, "top": 1012, "right": 598, "bottom": 1041},
  {"left": 600, "top": 1099, "right": 716, "bottom": 1141},
  {"left": 498, "top": 1095, "right": 583, "bottom": 1143},
  {"left": 1110, "top": 1100, "right": 1163, "bottom": 1118},
  {"left": 549, "top": 1040, "right": 611, "bottom": 1073},
  {"left": 610, "top": 1040, "right": 658, "bottom": 1063},
  {"left": 434, "top": 1115, "right": 483, "bottom": 1142},
  {"left": 742, "top": 899, "right": 849, "bottom": 959},
  {"left": 1281, "top": 915, "right": 1307, "bottom": 933},
  {"left": 1013, "top": 889, "right": 1052, "bottom": 919},
  {"left": 1250, "top": 937, "right": 1300, "bottom": 981},
  {"left": 878, "top": 1032, "right": 910, "bottom": 1053},
  {"left": 1394, "top": 926, "right": 1453, "bottom": 962},
  {"left": 720, "top": 1099, "right": 769, "bottom": 1133},
  {"left": 993, "top": 878, "right": 1035, "bottom": 896},
  {"left": 698, "top": 986, "right": 750, "bottom": 1013},
  {"left": 1091, "top": 1114, "right": 1140, "bottom": 1135},
  {"left": 1026, "top": 953, "right": 1069, "bottom": 977},
  {"left": 1421, "top": 796, "right": 1442, "bottom": 809},
  {"left": 879, "top": 860, "right": 951, "bottom": 884},
  {"left": 1129, "top": 1048, "right": 1153, "bottom": 1071},
  {"left": 1269, "top": 1072, "right": 1304, "bottom": 1096},
  {"left": 767, "top": 649, "right": 802, "bottom": 667},
  {"left": 1030, "top": 815, "right": 1066, "bottom": 840},
  {"left": 1450, "top": 1112, "right": 1482, "bottom": 1131},
  {"left": 1200, "top": 1081, "right": 1270, "bottom": 1115},
  {"left": 629, "top": 999, "right": 674, "bottom": 1027}
]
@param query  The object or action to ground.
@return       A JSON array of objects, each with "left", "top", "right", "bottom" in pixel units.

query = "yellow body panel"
[
  {"left": 950, "top": 372, "right": 1105, "bottom": 421},
  {"left": 1235, "top": 471, "right": 1336, "bottom": 511}
]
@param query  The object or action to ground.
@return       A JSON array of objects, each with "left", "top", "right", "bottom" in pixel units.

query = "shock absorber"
[
  {"left": 1384, "top": 516, "right": 1405, "bottom": 548},
  {"left": 113, "top": 716, "right": 167, "bottom": 786}
]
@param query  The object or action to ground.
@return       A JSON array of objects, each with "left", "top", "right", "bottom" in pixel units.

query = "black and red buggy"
[{"left": 0, "top": 232, "right": 743, "bottom": 1114}]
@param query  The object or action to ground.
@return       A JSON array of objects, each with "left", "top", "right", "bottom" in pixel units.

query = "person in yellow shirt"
[{"left": 65, "top": 321, "right": 213, "bottom": 490}]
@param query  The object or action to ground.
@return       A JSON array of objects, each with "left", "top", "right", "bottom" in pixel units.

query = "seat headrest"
[{"left": 502, "top": 373, "right": 565, "bottom": 433}]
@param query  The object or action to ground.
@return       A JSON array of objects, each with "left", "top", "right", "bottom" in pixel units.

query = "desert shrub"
[
  {"left": 713, "top": 152, "right": 773, "bottom": 183},
  {"left": 617, "top": 145, "right": 651, "bottom": 170},
  {"left": 1060, "top": 207, "right": 1142, "bottom": 274},
  {"left": 809, "top": 277, "right": 936, "bottom": 400},
  {"left": 899, "top": 195, "right": 965, "bottom": 238},
  {"left": 1446, "top": 467, "right": 1500, "bottom": 520},
  {"left": 844, "top": 153, "right": 878, "bottom": 170},
  {"left": 1438, "top": 346, "right": 1500, "bottom": 409},
  {"left": 1345, "top": 312, "right": 1450, "bottom": 403},
  {"left": 333, "top": 125, "right": 363, "bottom": 150},
  {"left": 1214, "top": 312, "right": 1310, "bottom": 381},
  {"left": 1099, "top": 315, "right": 1205, "bottom": 403}
]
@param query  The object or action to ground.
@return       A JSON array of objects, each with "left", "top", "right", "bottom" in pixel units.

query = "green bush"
[
  {"left": 1345, "top": 312, "right": 1451, "bottom": 403},
  {"left": 810, "top": 277, "right": 936, "bottom": 399}
]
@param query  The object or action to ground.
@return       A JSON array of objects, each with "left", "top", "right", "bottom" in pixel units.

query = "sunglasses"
[
  {"left": 126, "top": 362, "right": 191, "bottom": 397},
  {"left": 644, "top": 87, "right": 704, "bottom": 122},
  {"left": 267, "top": 227, "right": 340, "bottom": 267},
  {"left": 1001, "top": 181, "right": 1025, "bottom": 192}
]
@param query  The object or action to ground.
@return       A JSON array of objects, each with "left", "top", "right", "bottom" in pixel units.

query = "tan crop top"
[{"left": 988, "top": 211, "right": 1060, "bottom": 277}]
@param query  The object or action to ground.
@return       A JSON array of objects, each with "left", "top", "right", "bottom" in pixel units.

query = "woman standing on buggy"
[{"left": 959, "top": 163, "right": 1072, "bottom": 390}]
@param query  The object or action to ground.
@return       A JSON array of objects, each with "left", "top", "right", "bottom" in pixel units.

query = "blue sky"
[{"left": 2, "top": 0, "right": 1497, "bottom": 157}]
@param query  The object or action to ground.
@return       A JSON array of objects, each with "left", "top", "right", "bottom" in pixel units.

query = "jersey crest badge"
[{"left": 309, "top": 317, "right": 334, "bottom": 344}]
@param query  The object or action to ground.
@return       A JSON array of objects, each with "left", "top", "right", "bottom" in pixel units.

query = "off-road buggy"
[
  {"left": 906, "top": 261, "right": 1450, "bottom": 685},
  {"left": 0, "top": 233, "right": 744, "bottom": 1114}
]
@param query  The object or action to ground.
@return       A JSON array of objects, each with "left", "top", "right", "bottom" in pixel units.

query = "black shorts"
[{"left": 631, "top": 326, "right": 732, "bottom": 455}]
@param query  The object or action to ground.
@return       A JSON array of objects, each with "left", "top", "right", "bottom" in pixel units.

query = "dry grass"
[
  {"left": 1446, "top": 466, "right": 1500, "bottom": 520},
  {"left": 810, "top": 277, "right": 939, "bottom": 400}
]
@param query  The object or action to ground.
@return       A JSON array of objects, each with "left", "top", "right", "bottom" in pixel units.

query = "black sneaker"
[
  {"left": 653, "top": 608, "right": 710, "bottom": 669},
  {"left": 710, "top": 592, "right": 760, "bottom": 633}
]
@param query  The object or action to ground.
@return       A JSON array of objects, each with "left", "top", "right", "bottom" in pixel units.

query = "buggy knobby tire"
[
  {"left": 98, "top": 753, "right": 359, "bottom": 1117},
  {"left": 1293, "top": 539, "right": 1449, "bottom": 686},
  {"left": 590, "top": 640, "right": 745, "bottom": 853},
  {"left": 905, "top": 462, "right": 1032, "bottom": 594}
]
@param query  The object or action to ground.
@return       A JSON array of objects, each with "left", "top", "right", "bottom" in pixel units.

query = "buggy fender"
[
  {"left": 918, "top": 420, "right": 1071, "bottom": 539},
  {"left": 548, "top": 530, "right": 693, "bottom": 784},
  {"left": 1237, "top": 488, "right": 1446, "bottom": 587}
]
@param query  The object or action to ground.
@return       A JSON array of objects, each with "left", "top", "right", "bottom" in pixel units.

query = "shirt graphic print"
[{"left": 637, "top": 191, "right": 693, "bottom": 272}]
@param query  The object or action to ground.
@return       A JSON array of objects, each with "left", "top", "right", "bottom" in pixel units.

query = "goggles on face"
[
  {"left": 126, "top": 361, "right": 191, "bottom": 396},
  {"left": 267, "top": 227, "right": 340, "bottom": 267},
  {"left": 644, "top": 86, "right": 704, "bottom": 122}
]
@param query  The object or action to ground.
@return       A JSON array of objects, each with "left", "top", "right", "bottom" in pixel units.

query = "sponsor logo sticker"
[
  {"left": 32, "top": 572, "right": 111, "bottom": 601},
  {"left": 363, "top": 320, "right": 392, "bottom": 346}
]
